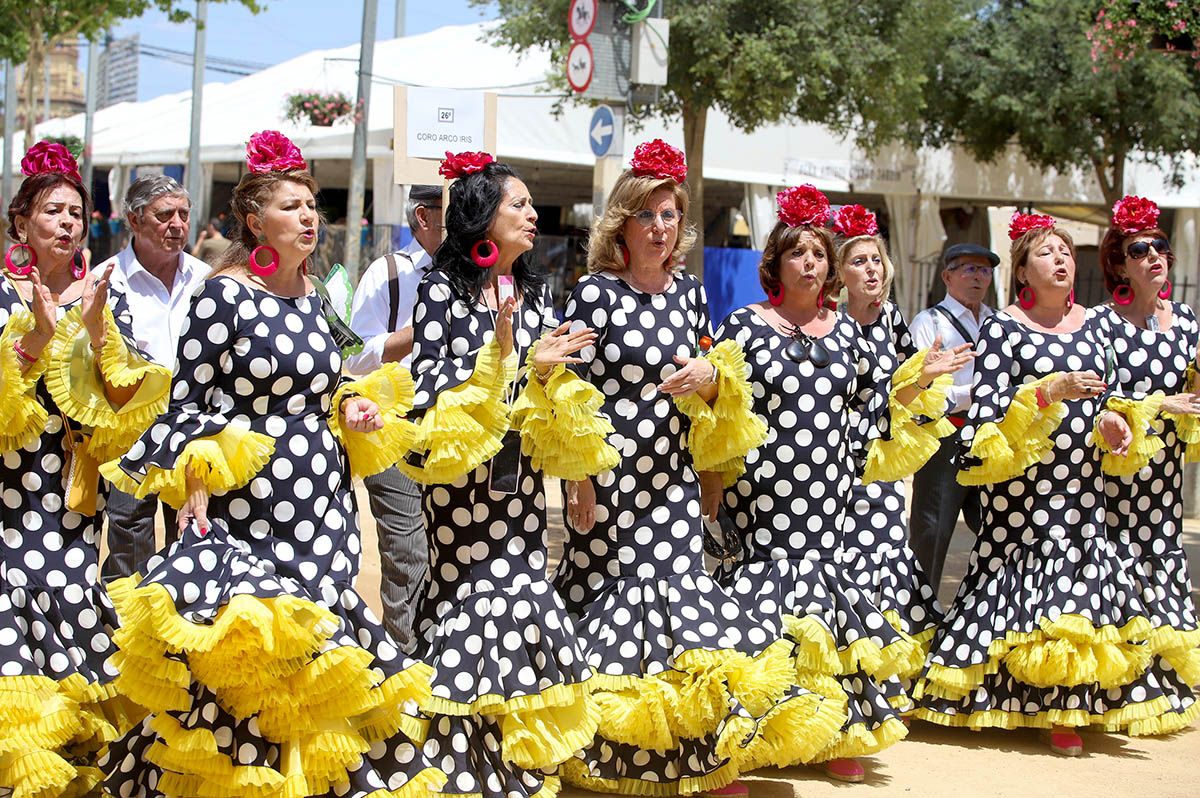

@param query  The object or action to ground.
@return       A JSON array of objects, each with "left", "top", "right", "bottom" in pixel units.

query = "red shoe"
[
  {"left": 702, "top": 781, "right": 749, "bottom": 797},
  {"left": 824, "top": 758, "right": 866, "bottom": 783},
  {"left": 1041, "top": 728, "right": 1084, "bottom": 757}
]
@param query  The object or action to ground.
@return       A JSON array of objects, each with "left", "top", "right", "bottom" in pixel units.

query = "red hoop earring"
[
  {"left": 619, "top": 243, "right": 630, "bottom": 267},
  {"left": 249, "top": 245, "right": 280, "bottom": 276},
  {"left": 1158, "top": 280, "right": 1172, "bottom": 300},
  {"left": 1113, "top": 283, "right": 1133, "bottom": 306},
  {"left": 72, "top": 250, "right": 86, "bottom": 280},
  {"left": 471, "top": 239, "right": 499, "bottom": 268},
  {"left": 1065, "top": 289, "right": 1074, "bottom": 310},
  {"left": 1018, "top": 285, "right": 1036, "bottom": 309},
  {"left": 818, "top": 288, "right": 826, "bottom": 309},
  {"left": 767, "top": 285, "right": 784, "bottom": 306},
  {"left": 4, "top": 243, "right": 35, "bottom": 276}
]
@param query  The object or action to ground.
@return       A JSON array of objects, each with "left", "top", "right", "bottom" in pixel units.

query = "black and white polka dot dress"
[
  {"left": 554, "top": 273, "right": 836, "bottom": 794},
  {"left": 842, "top": 302, "right": 942, "bottom": 674},
  {"left": 405, "top": 269, "right": 596, "bottom": 798},
  {"left": 99, "top": 276, "right": 443, "bottom": 797},
  {"left": 713, "top": 306, "right": 913, "bottom": 760},
  {"left": 1097, "top": 303, "right": 1199, "bottom": 733},
  {"left": 916, "top": 309, "right": 1168, "bottom": 729},
  {"left": 0, "top": 278, "right": 147, "bottom": 796}
]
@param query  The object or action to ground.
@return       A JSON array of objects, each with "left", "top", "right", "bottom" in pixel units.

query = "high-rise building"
[{"left": 99, "top": 34, "right": 139, "bottom": 109}]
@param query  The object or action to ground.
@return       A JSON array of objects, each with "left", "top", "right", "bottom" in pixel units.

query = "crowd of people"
[{"left": 0, "top": 130, "right": 1195, "bottom": 798}]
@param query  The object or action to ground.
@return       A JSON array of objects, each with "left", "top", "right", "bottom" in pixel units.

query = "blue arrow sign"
[{"left": 589, "top": 105, "right": 616, "bottom": 158}]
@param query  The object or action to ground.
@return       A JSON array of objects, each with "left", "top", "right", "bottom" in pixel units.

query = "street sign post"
[{"left": 588, "top": 105, "right": 622, "bottom": 158}]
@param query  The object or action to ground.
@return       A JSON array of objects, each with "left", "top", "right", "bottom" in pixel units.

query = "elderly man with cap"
[
  {"left": 907, "top": 242, "right": 998, "bottom": 592},
  {"left": 101, "top": 174, "right": 211, "bottom": 581},
  {"left": 346, "top": 184, "right": 442, "bottom": 646}
]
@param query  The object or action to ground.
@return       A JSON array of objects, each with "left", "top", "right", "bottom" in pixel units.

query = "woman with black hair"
[{"left": 402, "top": 152, "right": 607, "bottom": 798}]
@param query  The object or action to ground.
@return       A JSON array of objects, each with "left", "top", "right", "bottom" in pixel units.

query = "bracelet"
[
  {"left": 915, "top": 378, "right": 931, "bottom": 391},
  {"left": 1035, "top": 385, "right": 1052, "bottom": 409},
  {"left": 532, "top": 363, "right": 555, "bottom": 384},
  {"left": 707, "top": 363, "right": 719, "bottom": 384},
  {"left": 12, "top": 341, "right": 36, "bottom": 365},
  {"left": 89, "top": 338, "right": 106, "bottom": 353}
]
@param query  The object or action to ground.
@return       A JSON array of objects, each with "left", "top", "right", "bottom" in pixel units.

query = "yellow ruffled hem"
[
  {"left": 0, "top": 310, "right": 49, "bottom": 454},
  {"left": 1125, "top": 695, "right": 1200, "bottom": 736},
  {"left": 674, "top": 340, "right": 768, "bottom": 488},
  {"left": 100, "top": 420, "right": 276, "bottom": 510},
  {"left": 811, "top": 716, "right": 908, "bottom": 763},
  {"left": 399, "top": 339, "right": 515, "bottom": 485},
  {"left": 914, "top": 695, "right": 1174, "bottom": 732},
  {"left": 562, "top": 754, "right": 738, "bottom": 797},
  {"left": 958, "top": 374, "right": 1066, "bottom": 486},
  {"left": 511, "top": 341, "right": 619, "bottom": 481},
  {"left": 1141, "top": 625, "right": 1200, "bottom": 685},
  {"left": 881, "top": 610, "right": 937, "bottom": 682},
  {"left": 915, "top": 614, "right": 1153, "bottom": 700},
  {"left": 500, "top": 689, "right": 600, "bottom": 771},
  {"left": 721, "top": 682, "right": 847, "bottom": 771},
  {"left": 1095, "top": 394, "right": 1166, "bottom": 476},
  {"left": 44, "top": 304, "right": 172, "bottom": 462},
  {"left": 330, "top": 363, "right": 419, "bottom": 481},
  {"left": 783, "top": 614, "right": 920, "bottom": 683},
  {"left": 0, "top": 750, "right": 101, "bottom": 798}
]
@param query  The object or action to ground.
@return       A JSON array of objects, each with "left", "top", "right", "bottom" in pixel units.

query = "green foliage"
[
  {"left": 284, "top": 90, "right": 355, "bottom": 127},
  {"left": 45, "top": 133, "right": 84, "bottom": 159}
]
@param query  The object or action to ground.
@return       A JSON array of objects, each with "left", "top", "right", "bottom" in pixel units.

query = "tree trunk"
[
  {"left": 1092, "top": 147, "right": 1126, "bottom": 210},
  {"left": 682, "top": 101, "right": 706, "bottom": 280},
  {"left": 21, "top": 24, "right": 45, "bottom": 145}
]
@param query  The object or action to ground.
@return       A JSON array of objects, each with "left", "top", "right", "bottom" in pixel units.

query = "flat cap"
[
  {"left": 944, "top": 243, "right": 999, "bottom": 268},
  {"left": 409, "top": 184, "right": 442, "bottom": 203}
]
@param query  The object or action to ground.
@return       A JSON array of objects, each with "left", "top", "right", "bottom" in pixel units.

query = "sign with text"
[{"left": 393, "top": 86, "right": 497, "bottom": 184}]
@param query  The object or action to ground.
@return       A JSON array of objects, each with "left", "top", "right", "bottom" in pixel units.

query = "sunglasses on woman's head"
[
  {"left": 1126, "top": 238, "right": 1170, "bottom": 259},
  {"left": 782, "top": 324, "right": 831, "bottom": 368}
]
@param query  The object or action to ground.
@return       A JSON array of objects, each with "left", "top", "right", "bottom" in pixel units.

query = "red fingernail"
[{"left": 199, "top": 526, "right": 208, "bottom": 536}]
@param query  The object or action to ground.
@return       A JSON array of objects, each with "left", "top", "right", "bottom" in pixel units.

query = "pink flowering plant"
[
  {"left": 1090, "top": 1, "right": 1198, "bottom": 63},
  {"left": 284, "top": 90, "right": 355, "bottom": 127}
]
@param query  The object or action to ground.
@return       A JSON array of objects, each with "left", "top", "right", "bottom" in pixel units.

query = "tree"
[
  {"left": 473, "top": 0, "right": 959, "bottom": 277},
  {"left": 913, "top": 0, "right": 1200, "bottom": 209}
]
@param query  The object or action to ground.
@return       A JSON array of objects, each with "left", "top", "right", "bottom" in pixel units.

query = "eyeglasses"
[
  {"left": 782, "top": 324, "right": 832, "bottom": 368},
  {"left": 1126, "top": 238, "right": 1170, "bottom": 259},
  {"left": 632, "top": 209, "right": 680, "bottom": 227},
  {"left": 950, "top": 264, "right": 993, "bottom": 276}
]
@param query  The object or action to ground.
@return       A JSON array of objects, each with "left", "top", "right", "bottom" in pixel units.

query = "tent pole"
[
  {"left": 186, "top": 0, "right": 208, "bottom": 248},
  {"left": 344, "top": 0, "right": 378, "bottom": 280}
]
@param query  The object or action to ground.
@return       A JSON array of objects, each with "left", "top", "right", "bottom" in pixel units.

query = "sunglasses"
[
  {"left": 782, "top": 324, "right": 832, "bottom": 368},
  {"left": 1126, "top": 238, "right": 1170, "bottom": 259}
]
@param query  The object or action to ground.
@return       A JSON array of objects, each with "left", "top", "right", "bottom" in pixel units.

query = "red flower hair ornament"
[
  {"left": 776, "top": 184, "right": 831, "bottom": 228},
  {"left": 1008, "top": 212, "right": 1057, "bottom": 241},
  {"left": 1111, "top": 195, "right": 1160, "bottom": 235},
  {"left": 629, "top": 139, "right": 687, "bottom": 183},
  {"left": 21, "top": 140, "right": 82, "bottom": 184},
  {"left": 439, "top": 151, "right": 495, "bottom": 180},
  {"left": 246, "top": 130, "right": 307, "bottom": 174},
  {"left": 832, "top": 204, "right": 879, "bottom": 238}
]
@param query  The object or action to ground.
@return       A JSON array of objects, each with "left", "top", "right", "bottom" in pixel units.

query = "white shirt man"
[
  {"left": 107, "top": 240, "right": 209, "bottom": 369},
  {"left": 344, "top": 235, "right": 431, "bottom": 373},
  {"left": 909, "top": 292, "right": 994, "bottom": 413}
]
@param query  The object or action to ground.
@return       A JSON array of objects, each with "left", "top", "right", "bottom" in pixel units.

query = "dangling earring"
[
  {"left": 619, "top": 242, "right": 630, "bottom": 267},
  {"left": 71, "top": 250, "right": 86, "bottom": 280},
  {"left": 1018, "top": 285, "right": 1036, "bottom": 309},
  {"left": 1065, "top": 289, "right": 1074, "bottom": 310},
  {"left": 4, "top": 243, "right": 35, "bottom": 276},
  {"left": 1113, "top": 283, "right": 1134, "bottom": 306},
  {"left": 1158, "top": 280, "right": 1172, "bottom": 300},
  {"left": 817, "top": 287, "right": 826, "bottom": 309},
  {"left": 249, "top": 244, "right": 280, "bottom": 276},
  {"left": 767, "top": 284, "right": 784, "bottom": 306},
  {"left": 471, "top": 239, "right": 498, "bottom": 268}
]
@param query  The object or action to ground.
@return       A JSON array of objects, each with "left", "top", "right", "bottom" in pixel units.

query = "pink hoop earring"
[
  {"left": 249, "top": 245, "right": 280, "bottom": 276},
  {"left": 471, "top": 239, "right": 499, "bottom": 268},
  {"left": 818, "top": 288, "right": 826, "bottom": 309},
  {"left": 619, "top": 243, "right": 630, "bottom": 267},
  {"left": 1065, "top": 289, "right": 1074, "bottom": 310},
  {"left": 1158, "top": 280, "right": 1172, "bottom": 300},
  {"left": 72, "top": 250, "right": 86, "bottom": 280},
  {"left": 4, "top": 243, "right": 35, "bottom": 276},
  {"left": 767, "top": 285, "right": 784, "bottom": 306},
  {"left": 1018, "top": 285, "right": 1036, "bottom": 309},
  {"left": 1113, "top": 283, "right": 1133, "bottom": 306}
]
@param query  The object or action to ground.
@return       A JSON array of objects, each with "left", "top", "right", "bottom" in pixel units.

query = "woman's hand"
[
  {"left": 658, "top": 355, "right": 718, "bottom": 397},
  {"left": 21, "top": 267, "right": 57, "bottom": 359},
  {"left": 1046, "top": 370, "right": 1106, "bottom": 402},
  {"left": 566, "top": 478, "right": 596, "bottom": 532},
  {"left": 496, "top": 296, "right": 517, "bottom": 359},
  {"left": 918, "top": 335, "right": 975, "bottom": 387},
  {"left": 1160, "top": 392, "right": 1200, "bottom": 416},
  {"left": 80, "top": 261, "right": 115, "bottom": 349},
  {"left": 178, "top": 467, "right": 210, "bottom": 535},
  {"left": 531, "top": 322, "right": 597, "bottom": 373},
  {"left": 341, "top": 396, "right": 384, "bottom": 432},
  {"left": 699, "top": 470, "right": 724, "bottom": 522},
  {"left": 1097, "top": 410, "right": 1133, "bottom": 456}
]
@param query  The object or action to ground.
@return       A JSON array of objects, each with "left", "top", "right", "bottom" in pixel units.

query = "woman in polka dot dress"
[
  {"left": 706, "top": 190, "right": 966, "bottom": 784},
  {"left": 0, "top": 141, "right": 168, "bottom": 797},
  {"left": 915, "top": 212, "right": 1161, "bottom": 756},
  {"left": 399, "top": 155, "right": 603, "bottom": 798},
  {"left": 556, "top": 144, "right": 843, "bottom": 797},
  {"left": 836, "top": 209, "right": 946, "bottom": 691},
  {"left": 98, "top": 132, "right": 444, "bottom": 797},
  {"left": 1090, "top": 195, "right": 1200, "bottom": 734}
]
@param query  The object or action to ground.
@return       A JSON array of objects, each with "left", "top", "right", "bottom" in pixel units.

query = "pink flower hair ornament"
[
  {"left": 1008, "top": 212, "right": 1058, "bottom": 241},
  {"left": 1111, "top": 195, "right": 1160, "bottom": 235},
  {"left": 246, "top": 130, "right": 307, "bottom": 174},
  {"left": 776, "top": 184, "right": 831, "bottom": 228},
  {"left": 629, "top": 139, "right": 687, "bottom": 183},
  {"left": 832, "top": 204, "right": 879, "bottom": 238},
  {"left": 21, "top": 140, "right": 82, "bottom": 184},
  {"left": 438, "top": 151, "right": 495, "bottom": 180}
]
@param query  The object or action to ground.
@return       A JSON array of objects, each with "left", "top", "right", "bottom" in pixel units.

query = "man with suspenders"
[
  {"left": 345, "top": 185, "right": 442, "bottom": 646},
  {"left": 907, "top": 243, "right": 997, "bottom": 592}
]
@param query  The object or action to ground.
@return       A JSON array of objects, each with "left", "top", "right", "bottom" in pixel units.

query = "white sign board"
[
  {"left": 405, "top": 87, "right": 488, "bottom": 160},
  {"left": 567, "top": 40, "right": 595, "bottom": 94},
  {"left": 568, "top": 0, "right": 598, "bottom": 40}
]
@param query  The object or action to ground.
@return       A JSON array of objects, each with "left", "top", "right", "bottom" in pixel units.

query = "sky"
[{"left": 104, "top": 0, "right": 496, "bottom": 101}]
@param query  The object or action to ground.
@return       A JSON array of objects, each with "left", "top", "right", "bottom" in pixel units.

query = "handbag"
[
  {"left": 60, "top": 413, "right": 99, "bottom": 516},
  {"left": 310, "top": 267, "right": 364, "bottom": 359}
]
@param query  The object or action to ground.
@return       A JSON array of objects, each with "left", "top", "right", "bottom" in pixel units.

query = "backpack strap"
[
  {"left": 931, "top": 304, "right": 976, "bottom": 345},
  {"left": 385, "top": 253, "right": 400, "bottom": 332}
]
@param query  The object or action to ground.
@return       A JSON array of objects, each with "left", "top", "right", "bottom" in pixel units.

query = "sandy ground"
[{"left": 132, "top": 478, "right": 1199, "bottom": 797}]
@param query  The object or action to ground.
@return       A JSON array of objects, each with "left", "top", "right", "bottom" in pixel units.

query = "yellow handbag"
[{"left": 60, "top": 413, "right": 99, "bottom": 516}]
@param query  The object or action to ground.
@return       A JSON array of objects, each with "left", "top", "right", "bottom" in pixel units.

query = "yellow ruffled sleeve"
[
  {"left": 510, "top": 339, "right": 619, "bottom": 481},
  {"left": 958, "top": 373, "right": 1066, "bottom": 486},
  {"left": 399, "top": 338, "right": 516, "bottom": 485},
  {"left": 1094, "top": 393, "right": 1166, "bottom": 477},
  {"left": 1164, "top": 364, "right": 1200, "bottom": 462},
  {"left": 44, "top": 304, "right": 172, "bottom": 462},
  {"left": 100, "top": 419, "right": 276, "bottom": 509},
  {"left": 674, "top": 340, "right": 769, "bottom": 487},
  {"left": 329, "top": 363, "right": 419, "bottom": 481},
  {"left": 0, "top": 310, "right": 49, "bottom": 453},
  {"left": 863, "top": 348, "right": 955, "bottom": 484}
]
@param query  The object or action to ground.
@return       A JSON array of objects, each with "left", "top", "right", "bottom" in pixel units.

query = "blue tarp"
[{"left": 701, "top": 247, "right": 764, "bottom": 330}]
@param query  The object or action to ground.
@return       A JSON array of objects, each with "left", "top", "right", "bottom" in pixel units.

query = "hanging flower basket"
[
  {"left": 284, "top": 91, "right": 355, "bottom": 127},
  {"left": 1090, "top": 1, "right": 1198, "bottom": 62}
]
